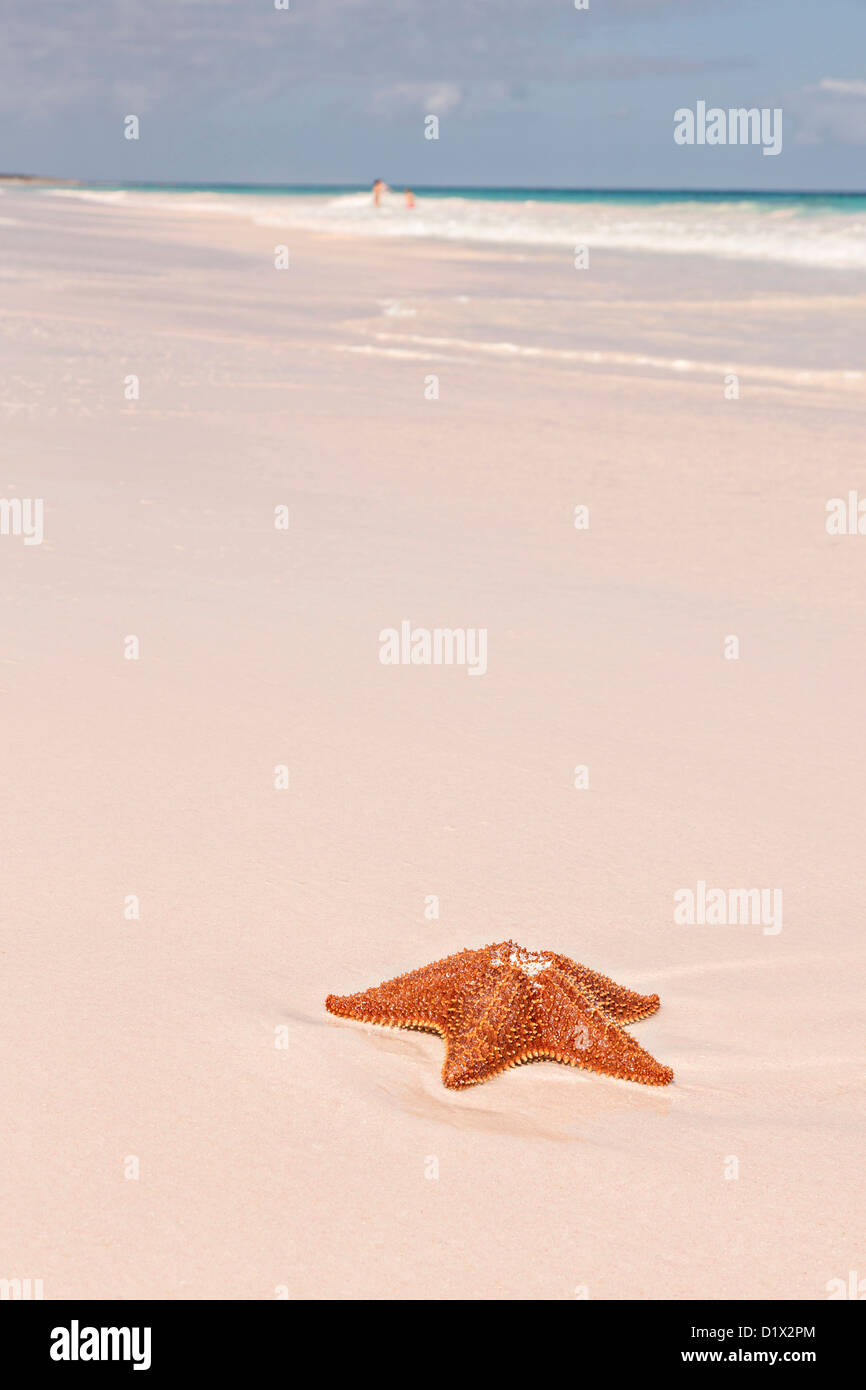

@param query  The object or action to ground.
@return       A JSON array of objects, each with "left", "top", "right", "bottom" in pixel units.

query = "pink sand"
[{"left": 1, "top": 188, "right": 864, "bottom": 1299}]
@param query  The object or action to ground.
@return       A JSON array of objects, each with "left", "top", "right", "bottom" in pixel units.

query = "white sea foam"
[
  {"left": 43, "top": 185, "right": 866, "bottom": 270},
  {"left": 335, "top": 344, "right": 453, "bottom": 361},
  {"left": 363, "top": 331, "right": 864, "bottom": 388}
]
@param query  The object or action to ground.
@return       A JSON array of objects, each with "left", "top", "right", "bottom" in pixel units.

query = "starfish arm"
[
  {"left": 547, "top": 954, "right": 661, "bottom": 1022},
  {"left": 441, "top": 1038, "right": 482, "bottom": 1090},
  {"left": 325, "top": 984, "right": 449, "bottom": 1031},
  {"left": 440, "top": 968, "right": 540, "bottom": 1089},
  {"left": 325, "top": 954, "right": 464, "bottom": 1032},
  {"left": 536, "top": 983, "right": 673, "bottom": 1085}
]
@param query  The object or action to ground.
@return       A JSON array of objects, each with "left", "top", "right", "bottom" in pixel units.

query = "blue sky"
[{"left": 2, "top": 0, "right": 865, "bottom": 189}]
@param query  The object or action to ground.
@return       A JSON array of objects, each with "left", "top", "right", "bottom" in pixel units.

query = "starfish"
[{"left": 326, "top": 941, "right": 673, "bottom": 1088}]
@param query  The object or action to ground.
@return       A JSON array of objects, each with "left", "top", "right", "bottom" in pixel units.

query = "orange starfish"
[{"left": 326, "top": 941, "right": 673, "bottom": 1088}]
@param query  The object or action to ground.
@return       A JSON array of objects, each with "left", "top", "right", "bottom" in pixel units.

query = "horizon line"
[{"left": 4, "top": 175, "right": 866, "bottom": 197}]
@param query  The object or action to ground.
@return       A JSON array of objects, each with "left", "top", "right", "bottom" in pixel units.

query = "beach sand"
[{"left": 1, "top": 188, "right": 864, "bottom": 1299}]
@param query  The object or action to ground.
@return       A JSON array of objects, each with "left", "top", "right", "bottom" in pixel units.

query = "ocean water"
[{"left": 35, "top": 183, "right": 866, "bottom": 270}]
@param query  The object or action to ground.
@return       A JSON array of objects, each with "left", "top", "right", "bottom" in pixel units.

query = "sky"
[{"left": 1, "top": 0, "right": 865, "bottom": 190}]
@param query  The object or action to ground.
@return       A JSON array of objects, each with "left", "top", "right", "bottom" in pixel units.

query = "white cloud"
[
  {"left": 794, "top": 77, "right": 866, "bottom": 147},
  {"left": 816, "top": 78, "right": 866, "bottom": 98},
  {"left": 373, "top": 82, "right": 463, "bottom": 117}
]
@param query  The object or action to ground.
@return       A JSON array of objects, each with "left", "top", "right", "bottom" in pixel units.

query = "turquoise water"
[
  {"left": 51, "top": 182, "right": 866, "bottom": 213},
  {"left": 32, "top": 182, "right": 866, "bottom": 267}
]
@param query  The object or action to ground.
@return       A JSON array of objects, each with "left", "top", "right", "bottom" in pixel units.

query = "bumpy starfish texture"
[{"left": 326, "top": 941, "right": 673, "bottom": 1088}]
